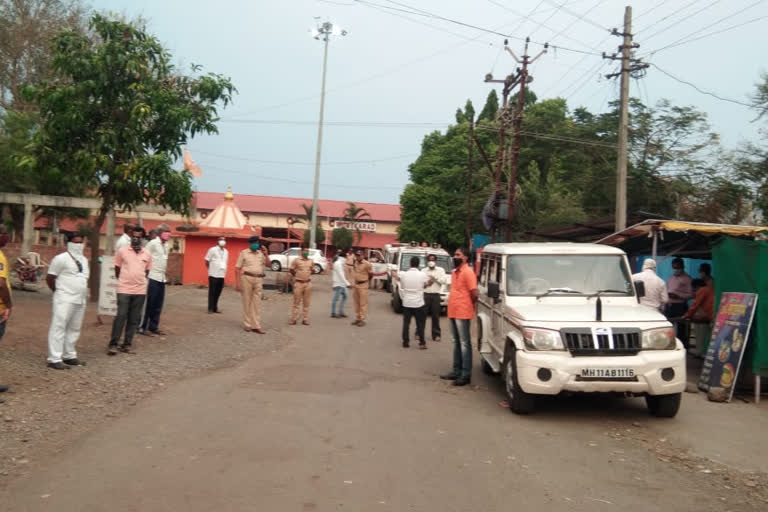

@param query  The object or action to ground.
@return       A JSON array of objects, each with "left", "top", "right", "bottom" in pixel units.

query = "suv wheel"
[
  {"left": 270, "top": 261, "right": 281, "bottom": 272},
  {"left": 391, "top": 290, "right": 403, "bottom": 313},
  {"left": 645, "top": 393, "right": 681, "bottom": 418},
  {"left": 312, "top": 264, "right": 322, "bottom": 274},
  {"left": 503, "top": 343, "right": 535, "bottom": 414}
]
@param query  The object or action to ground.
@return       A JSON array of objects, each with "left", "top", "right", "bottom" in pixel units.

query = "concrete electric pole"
[
  {"left": 309, "top": 21, "right": 347, "bottom": 249},
  {"left": 604, "top": 6, "right": 647, "bottom": 232}
]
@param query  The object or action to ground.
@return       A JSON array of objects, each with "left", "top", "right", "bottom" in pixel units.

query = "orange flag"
[{"left": 183, "top": 148, "right": 203, "bottom": 178}]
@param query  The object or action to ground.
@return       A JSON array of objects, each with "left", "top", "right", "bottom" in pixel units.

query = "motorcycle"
[{"left": 10, "top": 252, "right": 48, "bottom": 291}]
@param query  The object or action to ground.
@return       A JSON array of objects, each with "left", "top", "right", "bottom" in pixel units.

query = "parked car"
[
  {"left": 476, "top": 243, "right": 685, "bottom": 417},
  {"left": 387, "top": 242, "right": 452, "bottom": 313},
  {"left": 268, "top": 248, "right": 328, "bottom": 274}
]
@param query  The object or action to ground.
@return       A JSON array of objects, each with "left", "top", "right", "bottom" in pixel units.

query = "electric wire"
[
  {"left": 191, "top": 149, "right": 418, "bottom": 166},
  {"left": 650, "top": 63, "right": 753, "bottom": 108},
  {"left": 354, "top": 0, "right": 603, "bottom": 56},
  {"left": 635, "top": 0, "right": 712, "bottom": 36},
  {"left": 543, "top": 0, "right": 610, "bottom": 32},
  {"left": 643, "top": 0, "right": 765, "bottom": 56}
]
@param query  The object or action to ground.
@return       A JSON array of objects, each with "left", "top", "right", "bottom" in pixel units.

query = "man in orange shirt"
[
  {"left": 685, "top": 274, "right": 715, "bottom": 357},
  {"left": 440, "top": 248, "right": 478, "bottom": 386}
]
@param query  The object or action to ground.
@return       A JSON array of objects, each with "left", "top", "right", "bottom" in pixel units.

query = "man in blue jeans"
[
  {"left": 440, "top": 247, "right": 478, "bottom": 386},
  {"left": 331, "top": 250, "right": 350, "bottom": 318}
]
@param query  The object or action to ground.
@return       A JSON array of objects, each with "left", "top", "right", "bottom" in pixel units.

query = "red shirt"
[{"left": 447, "top": 264, "right": 477, "bottom": 320}]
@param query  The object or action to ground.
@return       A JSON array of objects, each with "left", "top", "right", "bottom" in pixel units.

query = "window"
[
  {"left": 479, "top": 257, "right": 488, "bottom": 286},
  {"left": 506, "top": 255, "right": 633, "bottom": 296},
  {"left": 399, "top": 252, "right": 452, "bottom": 272},
  {"left": 286, "top": 248, "right": 300, "bottom": 256}
]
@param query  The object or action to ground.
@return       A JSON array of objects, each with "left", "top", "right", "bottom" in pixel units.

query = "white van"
[
  {"left": 388, "top": 242, "right": 452, "bottom": 313},
  {"left": 476, "top": 243, "right": 685, "bottom": 417}
]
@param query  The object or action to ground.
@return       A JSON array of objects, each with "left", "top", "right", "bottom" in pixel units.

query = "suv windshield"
[
  {"left": 506, "top": 255, "right": 632, "bottom": 296},
  {"left": 399, "top": 253, "right": 452, "bottom": 273}
]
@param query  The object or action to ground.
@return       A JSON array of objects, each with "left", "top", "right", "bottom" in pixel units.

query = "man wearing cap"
[
  {"left": 0, "top": 225, "right": 12, "bottom": 402},
  {"left": 631, "top": 258, "right": 669, "bottom": 312},
  {"left": 45, "top": 231, "right": 89, "bottom": 369},
  {"left": 235, "top": 235, "right": 267, "bottom": 334},
  {"left": 351, "top": 249, "right": 373, "bottom": 327},
  {"left": 205, "top": 236, "right": 228, "bottom": 314},
  {"left": 139, "top": 223, "right": 172, "bottom": 336},
  {"left": 289, "top": 245, "right": 313, "bottom": 325}
]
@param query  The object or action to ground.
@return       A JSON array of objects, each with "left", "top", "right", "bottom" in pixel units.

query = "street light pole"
[{"left": 309, "top": 21, "right": 346, "bottom": 249}]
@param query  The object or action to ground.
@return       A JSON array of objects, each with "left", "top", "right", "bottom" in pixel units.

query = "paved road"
[{"left": 2, "top": 278, "right": 764, "bottom": 511}]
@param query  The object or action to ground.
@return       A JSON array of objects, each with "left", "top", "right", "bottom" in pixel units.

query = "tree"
[
  {"left": 0, "top": 0, "right": 88, "bottom": 111},
  {"left": 343, "top": 201, "right": 371, "bottom": 244},
  {"left": 295, "top": 203, "right": 326, "bottom": 246},
  {"left": 331, "top": 227, "right": 353, "bottom": 251},
  {"left": 302, "top": 226, "right": 325, "bottom": 246},
  {"left": 23, "top": 14, "right": 235, "bottom": 298}
]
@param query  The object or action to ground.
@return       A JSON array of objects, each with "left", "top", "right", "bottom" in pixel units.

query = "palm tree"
[
  {"left": 343, "top": 202, "right": 371, "bottom": 243},
  {"left": 296, "top": 203, "right": 325, "bottom": 245}
]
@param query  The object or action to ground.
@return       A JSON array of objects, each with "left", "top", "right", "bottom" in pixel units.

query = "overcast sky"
[{"left": 96, "top": 0, "right": 768, "bottom": 204}]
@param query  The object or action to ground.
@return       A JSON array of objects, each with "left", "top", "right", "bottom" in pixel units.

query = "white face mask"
[
  {"left": 427, "top": 261, "right": 436, "bottom": 268},
  {"left": 67, "top": 242, "right": 84, "bottom": 256},
  {"left": 218, "top": 240, "right": 226, "bottom": 247}
]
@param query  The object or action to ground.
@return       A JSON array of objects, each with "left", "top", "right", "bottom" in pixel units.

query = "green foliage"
[
  {"left": 302, "top": 226, "right": 325, "bottom": 245},
  {"left": 331, "top": 227, "right": 353, "bottom": 250},
  {"left": 21, "top": 13, "right": 234, "bottom": 297},
  {"left": 343, "top": 201, "right": 371, "bottom": 243}
]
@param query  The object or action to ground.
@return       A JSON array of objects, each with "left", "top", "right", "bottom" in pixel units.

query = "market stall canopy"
[{"left": 598, "top": 219, "right": 768, "bottom": 259}]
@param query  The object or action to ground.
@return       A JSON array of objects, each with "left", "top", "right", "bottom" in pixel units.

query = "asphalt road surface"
[{"left": 2, "top": 277, "right": 765, "bottom": 511}]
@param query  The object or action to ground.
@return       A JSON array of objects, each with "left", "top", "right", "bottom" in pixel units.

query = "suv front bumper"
[{"left": 516, "top": 349, "right": 686, "bottom": 396}]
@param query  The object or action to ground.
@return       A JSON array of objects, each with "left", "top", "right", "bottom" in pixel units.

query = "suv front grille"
[{"left": 561, "top": 328, "right": 641, "bottom": 356}]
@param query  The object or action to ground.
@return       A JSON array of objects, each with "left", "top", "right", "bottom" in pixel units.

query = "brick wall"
[{"left": 1, "top": 243, "right": 95, "bottom": 265}]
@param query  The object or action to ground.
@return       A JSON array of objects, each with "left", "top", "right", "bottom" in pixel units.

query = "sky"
[{"left": 95, "top": 0, "right": 768, "bottom": 205}]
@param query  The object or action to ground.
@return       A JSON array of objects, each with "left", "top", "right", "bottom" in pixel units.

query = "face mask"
[
  {"left": 427, "top": 261, "right": 436, "bottom": 268},
  {"left": 160, "top": 232, "right": 171, "bottom": 241},
  {"left": 302, "top": 252, "right": 309, "bottom": 258},
  {"left": 0, "top": 234, "right": 8, "bottom": 248},
  {"left": 453, "top": 257, "right": 463, "bottom": 268},
  {"left": 218, "top": 240, "right": 226, "bottom": 247},
  {"left": 67, "top": 242, "right": 84, "bottom": 256},
  {"left": 131, "top": 237, "right": 142, "bottom": 251},
  {"left": 673, "top": 269, "right": 683, "bottom": 276},
  {"left": 250, "top": 243, "right": 260, "bottom": 250}
]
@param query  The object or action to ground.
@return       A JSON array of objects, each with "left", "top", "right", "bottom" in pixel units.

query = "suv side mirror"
[
  {"left": 488, "top": 281, "right": 500, "bottom": 300},
  {"left": 634, "top": 280, "right": 645, "bottom": 300}
]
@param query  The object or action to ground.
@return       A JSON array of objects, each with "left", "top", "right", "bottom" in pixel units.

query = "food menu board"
[{"left": 698, "top": 292, "right": 758, "bottom": 401}]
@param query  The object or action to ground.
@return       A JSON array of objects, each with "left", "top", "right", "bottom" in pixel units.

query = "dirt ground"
[{"left": 1, "top": 277, "right": 767, "bottom": 511}]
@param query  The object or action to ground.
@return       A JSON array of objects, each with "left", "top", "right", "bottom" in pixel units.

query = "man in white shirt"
[
  {"left": 45, "top": 231, "right": 89, "bottom": 370},
  {"left": 114, "top": 223, "right": 133, "bottom": 252},
  {"left": 205, "top": 236, "right": 229, "bottom": 314},
  {"left": 422, "top": 253, "right": 448, "bottom": 342},
  {"left": 631, "top": 258, "right": 669, "bottom": 311},
  {"left": 139, "top": 223, "right": 171, "bottom": 336},
  {"left": 399, "top": 256, "right": 428, "bottom": 349},
  {"left": 331, "top": 250, "right": 351, "bottom": 318}
]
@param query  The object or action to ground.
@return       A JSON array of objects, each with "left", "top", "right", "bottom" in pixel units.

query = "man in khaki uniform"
[
  {"left": 289, "top": 246, "right": 313, "bottom": 325},
  {"left": 235, "top": 235, "right": 267, "bottom": 334},
  {"left": 351, "top": 249, "right": 373, "bottom": 327}
]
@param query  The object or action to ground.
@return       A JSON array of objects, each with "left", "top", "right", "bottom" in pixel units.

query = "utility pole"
[
  {"left": 465, "top": 113, "right": 475, "bottom": 247},
  {"left": 486, "top": 38, "right": 547, "bottom": 242},
  {"left": 309, "top": 21, "right": 347, "bottom": 249},
  {"left": 604, "top": 6, "right": 647, "bottom": 232}
]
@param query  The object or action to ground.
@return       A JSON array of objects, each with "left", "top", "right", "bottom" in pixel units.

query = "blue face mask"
[{"left": 251, "top": 243, "right": 261, "bottom": 250}]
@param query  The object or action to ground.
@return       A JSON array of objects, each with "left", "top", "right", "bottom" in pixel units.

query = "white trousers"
[{"left": 47, "top": 299, "right": 86, "bottom": 363}]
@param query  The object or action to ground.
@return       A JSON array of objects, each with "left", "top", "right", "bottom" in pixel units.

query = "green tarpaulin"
[{"left": 711, "top": 237, "right": 768, "bottom": 376}]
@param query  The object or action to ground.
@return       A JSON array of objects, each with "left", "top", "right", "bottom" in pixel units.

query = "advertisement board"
[{"left": 98, "top": 255, "right": 119, "bottom": 316}]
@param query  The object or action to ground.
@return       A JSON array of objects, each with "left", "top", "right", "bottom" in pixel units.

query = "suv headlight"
[
  {"left": 642, "top": 327, "right": 676, "bottom": 350},
  {"left": 523, "top": 328, "right": 565, "bottom": 351}
]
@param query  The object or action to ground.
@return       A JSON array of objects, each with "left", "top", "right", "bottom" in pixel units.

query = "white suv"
[
  {"left": 269, "top": 248, "right": 328, "bottom": 274},
  {"left": 476, "top": 243, "right": 685, "bottom": 417}
]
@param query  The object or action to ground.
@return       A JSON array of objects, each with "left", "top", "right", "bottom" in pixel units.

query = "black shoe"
[
  {"left": 47, "top": 362, "right": 71, "bottom": 370},
  {"left": 107, "top": 345, "right": 119, "bottom": 356},
  {"left": 63, "top": 358, "right": 85, "bottom": 366},
  {"left": 452, "top": 377, "right": 471, "bottom": 387},
  {"left": 402, "top": 342, "right": 410, "bottom": 348},
  {"left": 0, "top": 398, "right": 4, "bottom": 404},
  {"left": 139, "top": 329, "right": 154, "bottom": 337},
  {"left": 119, "top": 345, "right": 136, "bottom": 354},
  {"left": 440, "top": 372, "right": 459, "bottom": 380},
  {"left": 339, "top": 313, "right": 348, "bottom": 318},
  {"left": 214, "top": 309, "right": 223, "bottom": 314},
  {"left": 0, "top": 384, "right": 9, "bottom": 393},
  {"left": 331, "top": 314, "right": 338, "bottom": 318}
]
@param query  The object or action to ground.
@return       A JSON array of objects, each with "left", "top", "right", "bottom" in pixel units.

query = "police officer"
[
  {"left": 235, "top": 235, "right": 267, "bottom": 334},
  {"left": 351, "top": 249, "right": 373, "bottom": 327},
  {"left": 289, "top": 245, "right": 313, "bottom": 325}
]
